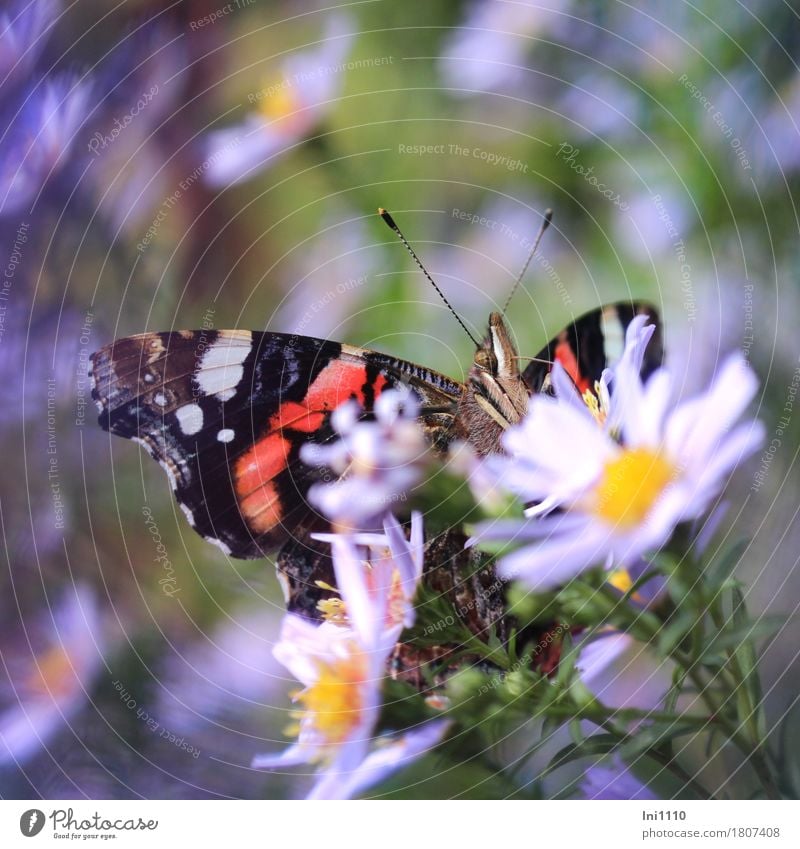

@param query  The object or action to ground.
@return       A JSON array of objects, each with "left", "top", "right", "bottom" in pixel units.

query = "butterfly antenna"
[
  {"left": 501, "top": 208, "right": 553, "bottom": 317},
  {"left": 379, "top": 208, "right": 480, "bottom": 348}
]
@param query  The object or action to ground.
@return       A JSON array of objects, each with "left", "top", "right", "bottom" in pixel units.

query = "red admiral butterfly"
[{"left": 90, "top": 210, "right": 662, "bottom": 564}]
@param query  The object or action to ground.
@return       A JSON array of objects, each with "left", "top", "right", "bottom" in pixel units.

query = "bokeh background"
[{"left": 1, "top": 0, "right": 800, "bottom": 799}]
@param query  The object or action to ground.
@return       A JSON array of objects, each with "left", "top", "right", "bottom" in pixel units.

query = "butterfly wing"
[
  {"left": 90, "top": 330, "right": 463, "bottom": 559},
  {"left": 523, "top": 302, "right": 663, "bottom": 395}
]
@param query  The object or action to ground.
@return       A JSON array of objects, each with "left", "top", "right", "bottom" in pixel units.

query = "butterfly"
[{"left": 90, "top": 209, "right": 662, "bottom": 565}]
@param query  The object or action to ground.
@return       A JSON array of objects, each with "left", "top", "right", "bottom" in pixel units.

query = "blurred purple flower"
[
  {"left": 558, "top": 74, "right": 641, "bottom": 141},
  {"left": 580, "top": 755, "right": 656, "bottom": 800},
  {"left": 83, "top": 24, "right": 188, "bottom": 234},
  {"left": 203, "top": 15, "right": 354, "bottom": 187},
  {"left": 153, "top": 603, "right": 286, "bottom": 737},
  {"left": 301, "top": 390, "right": 428, "bottom": 530},
  {"left": 438, "top": 0, "right": 572, "bottom": 95},
  {"left": 577, "top": 631, "right": 676, "bottom": 714},
  {"left": 0, "top": 74, "right": 93, "bottom": 216},
  {"left": 613, "top": 185, "right": 691, "bottom": 262}
]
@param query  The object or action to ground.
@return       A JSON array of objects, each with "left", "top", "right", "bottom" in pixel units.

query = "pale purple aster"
[
  {"left": 580, "top": 756, "right": 656, "bottom": 800},
  {"left": 203, "top": 14, "right": 354, "bottom": 187},
  {"left": 0, "top": 584, "right": 104, "bottom": 766},
  {"left": 253, "top": 511, "right": 441, "bottom": 798},
  {"left": 0, "top": 74, "right": 93, "bottom": 216},
  {"left": 302, "top": 390, "right": 428, "bottom": 530},
  {"left": 471, "top": 343, "right": 764, "bottom": 590},
  {"left": 249, "top": 615, "right": 385, "bottom": 791}
]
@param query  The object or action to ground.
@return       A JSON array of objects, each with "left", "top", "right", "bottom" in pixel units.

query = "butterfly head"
[{"left": 468, "top": 312, "right": 529, "bottom": 429}]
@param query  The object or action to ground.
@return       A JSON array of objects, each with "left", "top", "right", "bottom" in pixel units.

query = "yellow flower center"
[
  {"left": 26, "top": 645, "right": 75, "bottom": 698},
  {"left": 317, "top": 596, "right": 348, "bottom": 625},
  {"left": 594, "top": 448, "right": 675, "bottom": 527},
  {"left": 297, "top": 655, "right": 366, "bottom": 744},
  {"left": 583, "top": 386, "right": 606, "bottom": 425}
]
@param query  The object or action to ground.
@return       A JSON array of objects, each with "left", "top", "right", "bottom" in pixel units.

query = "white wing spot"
[
  {"left": 196, "top": 336, "right": 251, "bottom": 401},
  {"left": 144, "top": 373, "right": 155, "bottom": 383},
  {"left": 205, "top": 536, "right": 232, "bottom": 555},
  {"left": 154, "top": 392, "right": 167, "bottom": 407},
  {"left": 217, "top": 428, "right": 235, "bottom": 443},
  {"left": 175, "top": 403, "right": 204, "bottom": 436}
]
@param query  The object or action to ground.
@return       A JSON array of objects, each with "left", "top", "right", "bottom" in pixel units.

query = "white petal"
[
  {"left": 691, "top": 421, "right": 765, "bottom": 494},
  {"left": 383, "top": 512, "right": 423, "bottom": 593},
  {"left": 306, "top": 736, "right": 374, "bottom": 800},
  {"left": 551, "top": 361, "right": 591, "bottom": 416},
  {"left": 251, "top": 743, "right": 310, "bottom": 770},
  {"left": 666, "top": 353, "right": 759, "bottom": 462},
  {"left": 272, "top": 615, "right": 340, "bottom": 686},
  {"left": 319, "top": 721, "right": 450, "bottom": 800},
  {"left": 578, "top": 632, "right": 674, "bottom": 712},
  {"left": 636, "top": 368, "right": 672, "bottom": 447},
  {"left": 329, "top": 537, "right": 384, "bottom": 650},
  {"left": 498, "top": 524, "right": 611, "bottom": 589}
]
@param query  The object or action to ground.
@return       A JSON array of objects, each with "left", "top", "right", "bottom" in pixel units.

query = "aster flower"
[
  {"left": 251, "top": 615, "right": 385, "bottom": 787},
  {"left": 252, "top": 613, "right": 447, "bottom": 799},
  {"left": 0, "top": 584, "right": 104, "bottom": 766},
  {"left": 472, "top": 326, "right": 764, "bottom": 590},
  {"left": 301, "top": 390, "right": 429, "bottom": 530},
  {"left": 203, "top": 15, "right": 354, "bottom": 187},
  {"left": 253, "top": 511, "right": 440, "bottom": 798}
]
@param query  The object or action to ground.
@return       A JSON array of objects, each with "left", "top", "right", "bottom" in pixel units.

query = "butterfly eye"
[{"left": 474, "top": 349, "right": 498, "bottom": 374}]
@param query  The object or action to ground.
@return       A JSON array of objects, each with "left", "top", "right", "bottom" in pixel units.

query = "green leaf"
[
  {"left": 705, "top": 539, "right": 749, "bottom": 590},
  {"left": 617, "top": 719, "right": 705, "bottom": 758},
  {"left": 657, "top": 610, "right": 698, "bottom": 656},
  {"left": 544, "top": 734, "right": 622, "bottom": 776}
]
